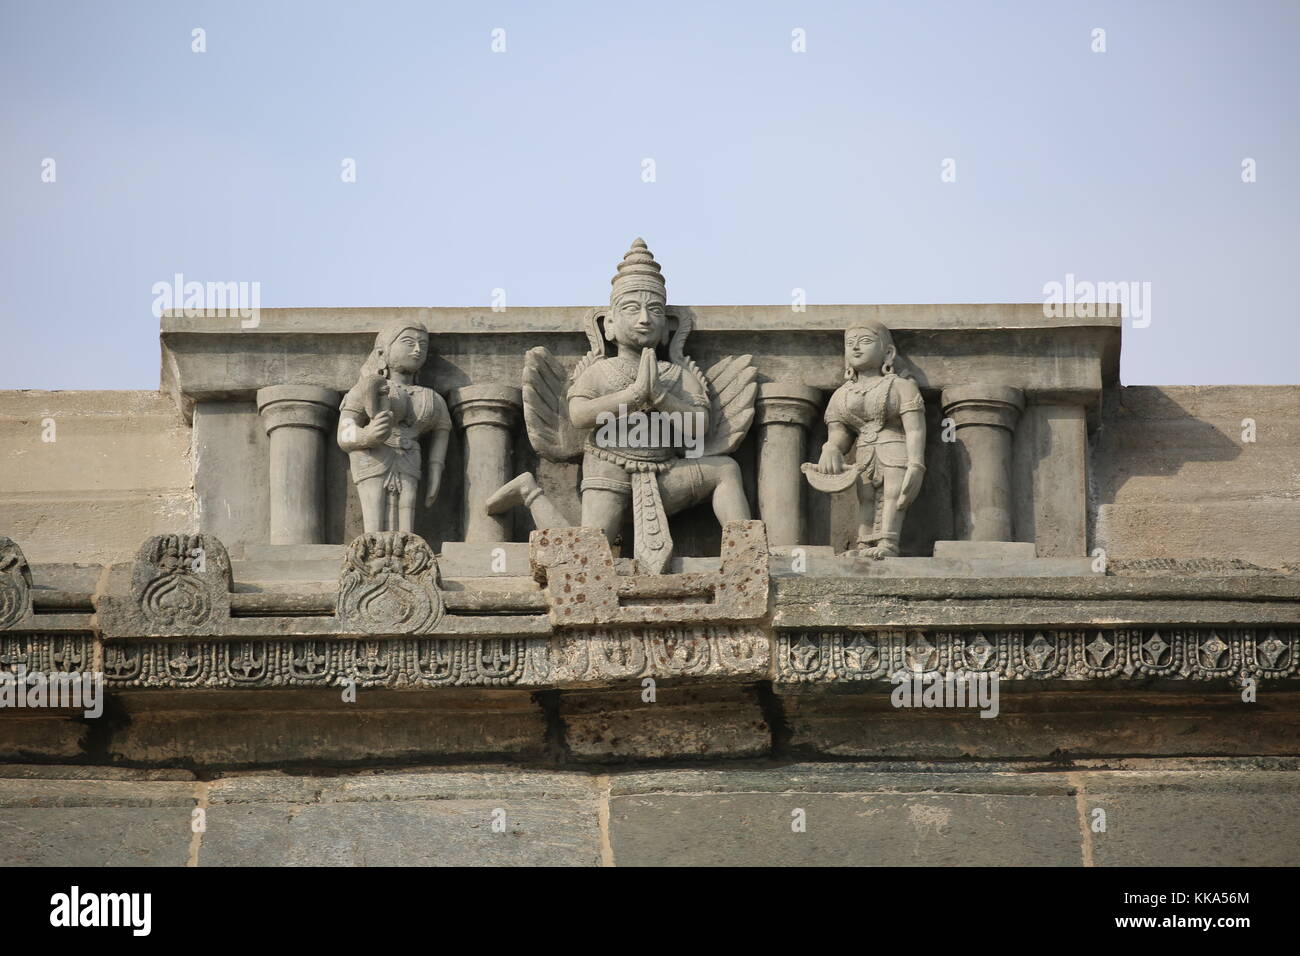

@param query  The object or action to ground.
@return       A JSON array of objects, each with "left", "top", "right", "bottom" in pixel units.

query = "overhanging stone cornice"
[{"left": 160, "top": 304, "right": 1121, "bottom": 420}]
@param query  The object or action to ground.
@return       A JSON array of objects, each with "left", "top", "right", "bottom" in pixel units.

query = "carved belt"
[{"left": 583, "top": 443, "right": 676, "bottom": 573}]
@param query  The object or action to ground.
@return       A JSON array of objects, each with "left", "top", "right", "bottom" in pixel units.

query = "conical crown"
[{"left": 610, "top": 237, "right": 666, "bottom": 302}]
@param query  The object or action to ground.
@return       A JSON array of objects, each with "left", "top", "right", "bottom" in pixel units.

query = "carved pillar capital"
[
  {"left": 448, "top": 385, "right": 524, "bottom": 543},
  {"left": 448, "top": 385, "right": 522, "bottom": 430},
  {"left": 756, "top": 382, "right": 822, "bottom": 428},
  {"left": 940, "top": 384, "right": 1025, "bottom": 432},
  {"left": 256, "top": 384, "right": 339, "bottom": 434},
  {"left": 940, "top": 384, "right": 1025, "bottom": 544},
  {"left": 756, "top": 382, "right": 823, "bottom": 546},
  {"left": 256, "top": 385, "right": 339, "bottom": 546}
]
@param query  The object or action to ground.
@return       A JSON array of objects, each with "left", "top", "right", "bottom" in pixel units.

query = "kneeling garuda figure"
[{"left": 486, "top": 238, "right": 757, "bottom": 573}]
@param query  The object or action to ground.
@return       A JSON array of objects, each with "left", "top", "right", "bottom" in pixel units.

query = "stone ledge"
[{"left": 0, "top": 761, "right": 1294, "bottom": 865}]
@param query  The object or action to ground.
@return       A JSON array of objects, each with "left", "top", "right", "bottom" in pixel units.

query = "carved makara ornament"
[
  {"left": 337, "top": 531, "right": 444, "bottom": 634},
  {"left": 803, "top": 323, "right": 927, "bottom": 558},
  {"left": 486, "top": 238, "right": 757, "bottom": 573},
  {"left": 338, "top": 322, "right": 452, "bottom": 533},
  {"left": 129, "top": 533, "right": 233, "bottom": 635}
]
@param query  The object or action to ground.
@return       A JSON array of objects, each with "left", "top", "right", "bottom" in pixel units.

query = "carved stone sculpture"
[
  {"left": 124, "top": 533, "right": 233, "bottom": 636},
  {"left": 337, "top": 531, "right": 445, "bottom": 634},
  {"left": 485, "top": 238, "right": 757, "bottom": 573},
  {"left": 338, "top": 322, "right": 452, "bottom": 533},
  {"left": 803, "top": 322, "right": 926, "bottom": 558},
  {"left": 0, "top": 536, "right": 33, "bottom": 630}
]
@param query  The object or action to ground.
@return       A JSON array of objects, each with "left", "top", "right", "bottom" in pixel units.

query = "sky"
[{"left": 1, "top": 0, "right": 1297, "bottom": 389}]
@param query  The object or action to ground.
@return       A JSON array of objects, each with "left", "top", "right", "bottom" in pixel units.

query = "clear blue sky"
[{"left": 2, "top": 0, "right": 1297, "bottom": 388}]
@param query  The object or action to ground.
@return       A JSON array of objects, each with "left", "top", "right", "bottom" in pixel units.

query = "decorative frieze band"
[
  {"left": 97, "top": 636, "right": 550, "bottom": 689},
  {"left": 3, "top": 629, "right": 1299, "bottom": 689},
  {"left": 0, "top": 634, "right": 92, "bottom": 675},
  {"left": 775, "top": 628, "right": 1300, "bottom": 683},
  {"left": 551, "top": 625, "right": 769, "bottom": 683}
]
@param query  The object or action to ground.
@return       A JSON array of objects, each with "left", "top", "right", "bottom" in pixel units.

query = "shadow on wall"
[
  {"left": 1088, "top": 385, "right": 1274, "bottom": 562},
  {"left": 1092, "top": 386, "right": 1244, "bottom": 500}
]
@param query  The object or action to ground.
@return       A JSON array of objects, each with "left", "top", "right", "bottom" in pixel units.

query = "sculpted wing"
[
  {"left": 522, "top": 346, "right": 591, "bottom": 463},
  {"left": 698, "top": 354, "right": 758, "bottom": 456}
]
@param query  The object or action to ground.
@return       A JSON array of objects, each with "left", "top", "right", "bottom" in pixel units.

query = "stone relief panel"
[
  {"left": 486, "top": 239, "right": 758, "bottom": 573},
  {"left": 98, "top": 533, "right": 234, "bottom": 638},
  {"left": 336, "top": 532, "right": 445, "bottom": 634}
]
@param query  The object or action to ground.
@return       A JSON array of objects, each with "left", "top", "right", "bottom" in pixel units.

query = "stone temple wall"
[{"left": 0, "top": 303, "right": 1297, "bottom": 867}]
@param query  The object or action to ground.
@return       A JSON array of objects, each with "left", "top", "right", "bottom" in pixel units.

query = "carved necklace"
[
  {"left": 846, "top": 374, "right": 892, "bottom": 416},
  {"left": 843, "top": 374, "right": 893, "bottom": 442}
]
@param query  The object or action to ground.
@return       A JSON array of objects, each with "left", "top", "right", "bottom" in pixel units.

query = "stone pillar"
[
  {"left": 449, "top": 385, "right": 523, "bottom": 543},
  {"left": 755, "top": 382, "right": 822, "bottom": 546},
  {"left": 941, "top": 384, "right": 1025, "bottom": 542},
  {"left": 256, "top": 385, "right": 339, "bottom": 545}
]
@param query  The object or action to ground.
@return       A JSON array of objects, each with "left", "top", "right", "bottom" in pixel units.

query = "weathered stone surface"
[
  {"left": 780, "top": 689, "right": 1300, "bottom": 758},
  {"left": 770, "top": 547, "right": 1094, "bottom": 577},
  {"left": 0, "top": 808, "right": 194, "bottom": 866},
  {"left": 0, "top": 715, "right": 88, "bottom": 761},
  {"left": 530, "top": 521, "right": 769, "bottom": 626},
  {"left": 606, "top": 767, "right": 1081, "bottom": 866},
  {"left": 1079, "top": 770, "right": 1300, "bottom": 866},
  {"left": 773, "top": 574, "right": 1300, "bottom": 630},
  {"left": 2, "top": 283, "right": 1298, "bottom": 871},
  {"left": 0, "top": 774, "right": 196, "bottom": 867},
  {"left": 107, "top": 690, "right": 550, "bottom": 766},
  {"left": 942, "top": 383, "right": 1025, "bottom": 544},
  {"left": 200, "top": 770, "right": 601, "bottom": 866},
  {"left": 0, "top": 762, "right": 1293, "bottom": 866},
  {"left": 560, "top": 684, "right": 769, "bottom": 761}
]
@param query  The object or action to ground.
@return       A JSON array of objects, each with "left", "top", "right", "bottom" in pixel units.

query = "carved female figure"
[
  {"left": 805, "top": 322, "right": 926, "bottom": 558},
  {"left": 338, "top": 322, "right": 451, "bottom": 533}
]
